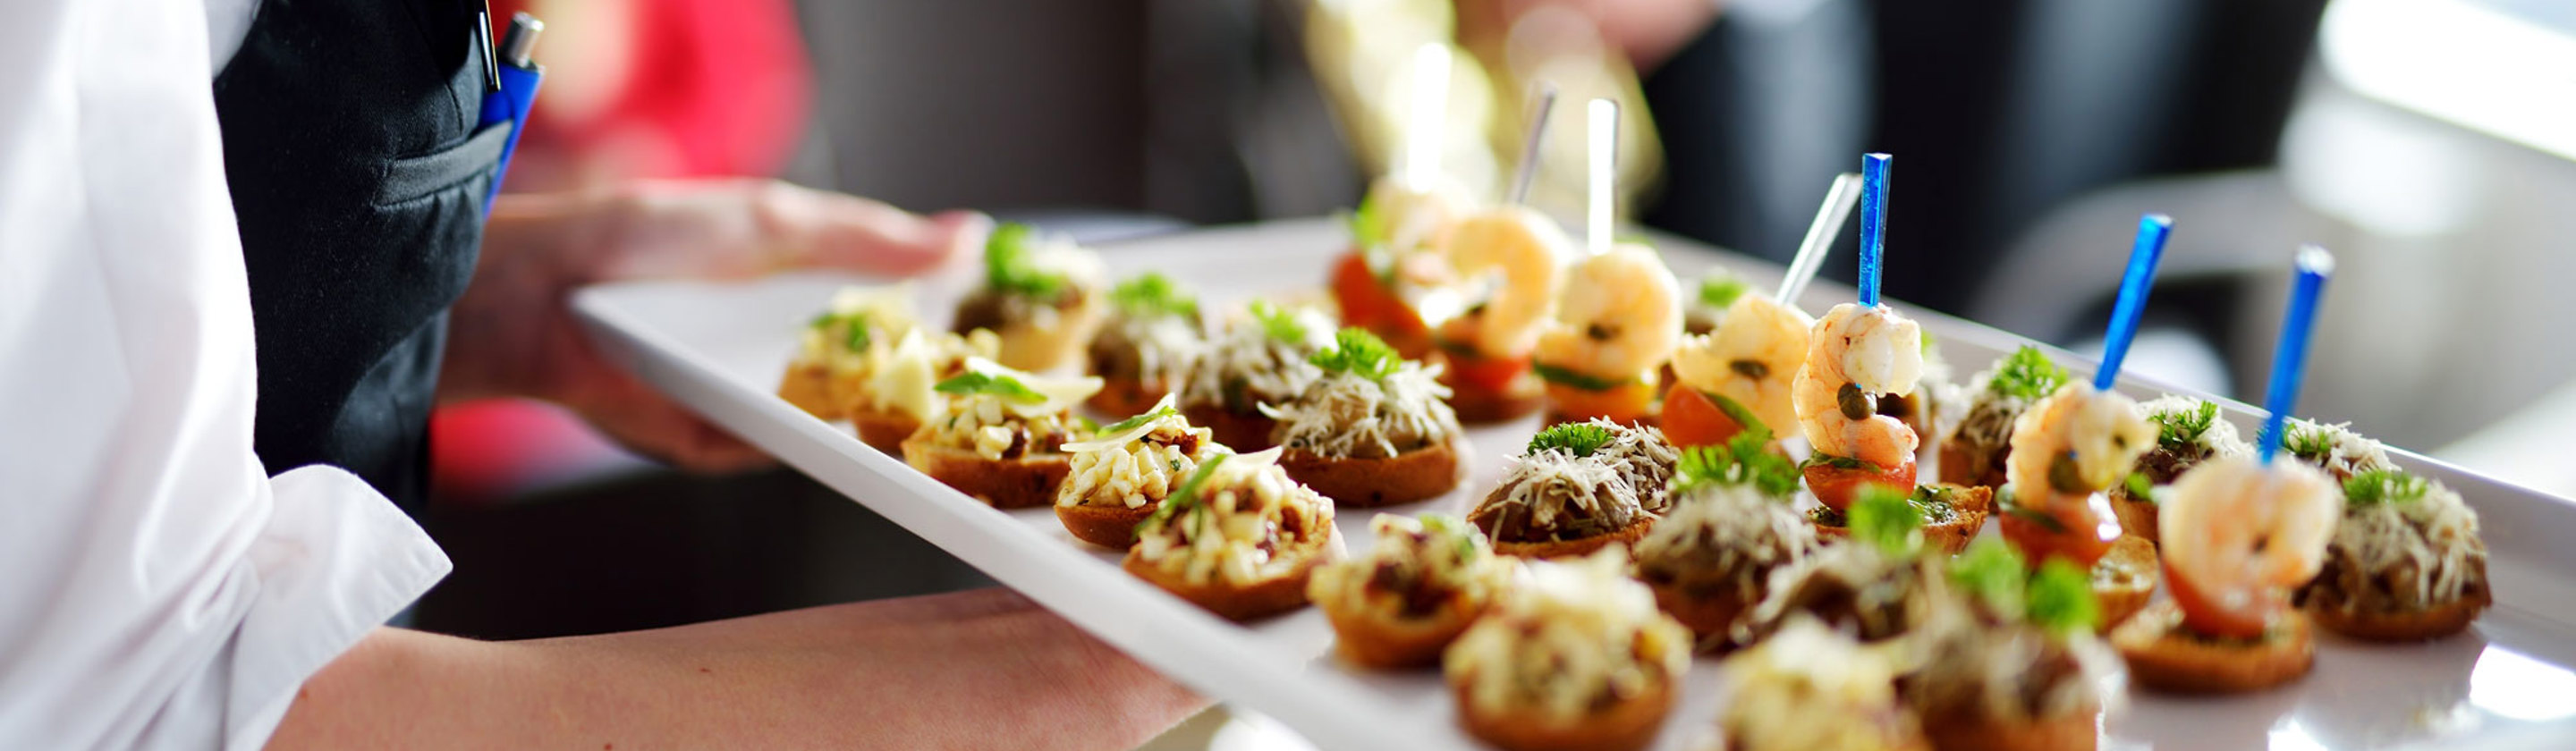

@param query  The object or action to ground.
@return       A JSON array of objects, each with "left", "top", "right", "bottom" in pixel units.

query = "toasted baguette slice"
[
  {"left": 1647, "top": 582, "right": 1754, "bottom": 642},
  {"left": 1087, "top": 376, "right": 1176, "bottom": 419},
  {"left": 777, "top": 361, "right": 843, "bottom": 419},
  {"left": 2309, "top": 586, "right": 2490, "bottom": 642},
  {"left": 1919, "top": 702, "right": 2098, "bottom": 751},
  {"left": 852, "top": 409, "right": 922, "bottom": 455},
  {"left": 1123, "top": 543, "right": 1329, "bottom": 622},
  {"left": 1055, "top": 500, "right": 1157, "bottom": 549},
  {"left": 1453, "top": 676, "right": 1673, "bottom": 751},
  {"left": 1280, "top": 440, "right": 1462, "bottom": 509},
  {"left": 1319, "top": 593, "right": 1487, "bottom": 670},
  {"left": 1936, "top": 439, "right": 2006, "bottom": 489},
  {"left": 1491, "top": 517, "right": 1656, "bottom": 560},
  {"left": 900, "top": 436, "right": 1071, "bottom": 510},
  {"left": 2107, "top": 488, "right": 2159, "bottom": 547},
  {"left": 1813, "top": 485, "right": 1992, "bottom": 555},
  {"left": 1182, "top": 403, "right": 1276, "bottom": 452},
  {"left": 1448, "top": 373, "right": 1546, "bottom": 425},
  {"left": 2111, "top": 602, "right": 2314, "bottom": 694},
  {"left": 2092, "top": 536, "right": 2159, "bottom": 631}
]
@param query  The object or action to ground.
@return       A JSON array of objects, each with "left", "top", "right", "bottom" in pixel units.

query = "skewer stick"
[
  {"left": 1774, "top": 173, "right": 1865, "bottom": 312},
  {"left": 2094, "top": 214, "right": 2174, "bottom": 391},
  {"left": 1587, "top": 97, "right": 1618, "bottom": 255},
  {"left": 1505, "top": 84, "right": 1559, "bottom": 207},
  {"left": 1402, "top": 44, "right": 1451, "bottom": 190},
  {"left": 2257, "top": 246, "right": 2335, "bottom": 464},
  {"left": 1856, "top": 153, "right": 1892, "bottom": 307}
]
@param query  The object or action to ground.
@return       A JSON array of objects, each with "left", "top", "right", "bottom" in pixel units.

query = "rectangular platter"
[{"left": 574, "top": 217, "right": 2576, "bottom": 751}]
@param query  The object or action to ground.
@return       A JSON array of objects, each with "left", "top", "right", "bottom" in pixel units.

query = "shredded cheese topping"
[
  {"left": 1096, "top": 311, "right": 1206, "bottom": 388},
  {"left": 1132, "top": 450, "right": 1336, "bottom": 586},
  {"left": 1057, "top": 401, "right": 1215, "bottom": 509},
  {"left": 1182, "top": 307, "right": 1335, "bottom": 413},
  {"left": 1444, "top": 549, "right": 1692, "bottom": 722},
  {"left": 1715, "top": 618, "right": 1921, "bottom": 751},
  {"left": 2284, "top": 418, "right": 2395, "bottom": 481},
  {"left": 1471, "top": 450, "right": 1643, "bottom": 543},
  {"left": 1311, "top": 514, "right": 1513, "bottom": 620},
  {"left": 1261, "top": 364, "right": 1460, "bottom": 460},
  {"left": 2321, "top": 478, "right": 2486, "bottom": 612},
  {"left": 1634, "top": 484, "right": 1817, "bottom": 598}
]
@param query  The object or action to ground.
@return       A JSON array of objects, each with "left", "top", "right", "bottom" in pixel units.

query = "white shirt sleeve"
[{"left": 0, "top": 0, "right": 452, "bottom": 748}]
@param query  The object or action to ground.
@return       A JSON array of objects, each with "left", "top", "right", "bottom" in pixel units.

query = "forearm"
[{"left": 267, "top": 590, "right": 1206, "bottom": 750}]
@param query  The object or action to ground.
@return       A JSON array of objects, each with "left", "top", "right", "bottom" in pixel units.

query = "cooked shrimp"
[
  {"left": 2159, "top": 455, "right": 2341, "bottom": 634},
  {"left": 1669, "top": 294, "right": 1813, "bottom": 432},
  {"left": 1441, "top": 206, "right": 1567, "bottom": 357},
  {"left": 1792, "top": 303, "right": 1923, "bottom": 467},
  {"left": 1534, "top": 243, "right": 1682, "bottom": 380},
  {"left": 2005, "top": 384, "right": 2157, "bottom": 497}
]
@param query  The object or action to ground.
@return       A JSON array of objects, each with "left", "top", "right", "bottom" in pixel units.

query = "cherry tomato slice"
[
  {"left": 1998, "top": 491, "right": 2123, "bottom": 569},
  {"left": 1659, "top": 384, "right": 1746, "bottom": 449},
  {"left": 1803, "top": 458, "right": 1917, "bottom": 511},
  {"left": 2164, "top": 560, "right": 2275, "bottom": 640},
  {"left": 1439, "top": 345, "right": 1530, "bottom": 395},
  {"left": 1329, "top": 250, "right": 1433, "bottom": 359}
]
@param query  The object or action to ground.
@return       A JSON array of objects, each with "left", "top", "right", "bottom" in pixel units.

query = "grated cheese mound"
[{"left": 1261, "top": 364, "right": 1460, "bottom": 460}]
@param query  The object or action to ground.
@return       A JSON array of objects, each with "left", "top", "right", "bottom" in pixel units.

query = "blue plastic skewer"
[
  {"left": 2095, "top": 214, "right": 2174, "bottom": 391},
  {"left": 1857, "top": 153, "right": 1892, "bottom": 307},
  {"left": 2258, "top": 246, "right": 2335, "bottom": 464}
]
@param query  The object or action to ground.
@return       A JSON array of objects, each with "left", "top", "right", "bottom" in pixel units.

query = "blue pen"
[{"left": 479, "top": 13, "right": 546, "bottom": 214}]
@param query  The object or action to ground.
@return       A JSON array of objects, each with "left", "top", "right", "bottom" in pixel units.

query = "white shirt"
[{"left": 0, "top": 0, "right": 452, "bottom": 748}]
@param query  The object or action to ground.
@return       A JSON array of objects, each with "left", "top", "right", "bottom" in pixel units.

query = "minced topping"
[
  {"left": 1947, "top": 347, "right": 2070, "bottom": 484},
  {"left": 1912, "top": 611, "right": 2119, "bottom": 724},
  {"left": 1734, "top": 542, "right": 1941, "bottom": 646},
  {"left": 2283, "top": 418, "right": 2396, "bottom": 482},
  {"left": 858, "top": 328, "right": 999, "bottom": 422},
  {"left": 794, "top": 284, "right": 919, "bottom": 363},
  {"left": 1094, "top": 312, "right": 1205, "bottom": 388},
  {"left": 1056, "top": 397, "right": 1215, "bottom": 509},
  {"left": 1311, "top": 513, "right": 1513, "bottom": 620},
  {"left": 956, "top": 224, "right": 1107, "bottom": 333},
  {"left": 1445, "top": 549, "right": 1692, "bottom": 721},
  {"left": 2128, "top": 395, "right": 2249, "bottom": 489},
  {"left": 2306, "top": 470, "right": 2487, "bottom": 613},
  {"left": 1635, "top": 483, "right": 1817, "bottom": 601},
  {"left": 1182, "top": 302, "right": 1336, "bottom": 414},
  {"left": 1262, "top": 365, "right": 1459, "bottom": 460},
  {"left": 1470, "top": 449, "right": 1643, "bottom": 544},
  {"left": 1714, "top": 617, "right": 1922, "bottom": 751},
  {"left": 916, "top": 364, "right": 1099, "bottom": 460},
  {"left": 1132, "top": 449, "right": 1336, "bottom": 586}
]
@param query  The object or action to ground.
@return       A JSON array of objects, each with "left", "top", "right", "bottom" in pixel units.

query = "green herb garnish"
[
  {"left": 809, "top": 310, "right": 874, "bottom": 350},
  {"left": 984, "top": 223, "right": 1068, "bottom": 298},
  {"left": 1698, "top": 274, "right": 1749, "bottom": 310},
  {"left": 1988, "top": 346, "right": 2071, "bottom": 401},
  {"left": 2343, "top": 468, "right": 2430, "bottom": 507},
  {"left": 1950, "top": 540, "right": 2031, "bottom": 618},
  {"left": 2027, "top": 559, "right": 2102, "bottom": 633},
  {"left": 1707, "top": 392, "right": 1770, "bottom": 438},
  {"left": 1101, "top": 404, "right": 1181, "bottom": 436},
  {"left": 1849, "top": 485, "right": 1924, "bottom": 553},
  {"left": 933, "top": 371, "right": 1048, "bottom": 403},
  {"left": 1140, "top": 453, "right": 1231, "bottom": 535},
  {"left": 1671, "top": 431, "right": 1798, "bottom": 499},
  {"left": 1110, "top": 273, "right": 1199, "bottom": 320},
  {"left": 1344, "top": 191, "right": 1387, "bottom": 248},
  {"left": 2123, "top": 471, "right": 2156, "bottom": 502},
  {"left": 2148, "top": 400, "right": 2222, "bottom": 452},
  {"left": 1249, "top": 300, "right": 1309, "bottom": 344},
  {"left": 1532, "top": 363, "right": 1631, "bottom": 392},
  {"left": 2284, "top": 421, "right": 2337, "bottom": 464},
  {"left": 1309, "top": 327, "right": 1402, "bottom": 381},
  {"left": 1529, "top": 422, "right": 1617, "bottom": 458}
]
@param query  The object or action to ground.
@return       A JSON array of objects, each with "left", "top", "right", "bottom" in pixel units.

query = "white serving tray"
[{"left": 574, "top": 217, "right": 2576, "bottom": 750}]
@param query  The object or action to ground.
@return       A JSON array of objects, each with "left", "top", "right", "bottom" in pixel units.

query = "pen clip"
[{"left": 475, "top": 2, "right": 500, "bottom": 92}]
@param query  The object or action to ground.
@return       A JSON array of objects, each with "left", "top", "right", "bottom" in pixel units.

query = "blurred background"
[{"left": 415, "top": 0, "right": 2576, "bottom": 744}]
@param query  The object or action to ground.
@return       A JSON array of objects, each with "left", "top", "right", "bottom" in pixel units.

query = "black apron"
[{"left": 215, "top": 0, "right": 501, "bottom": 514}]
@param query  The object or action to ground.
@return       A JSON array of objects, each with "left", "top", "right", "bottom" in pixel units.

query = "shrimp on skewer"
[
  {"left": 1664, "top": 294, "right": 1811, "bottom": 447},
  {"left": 1332, "top": 178, "right": 1472, "bottom": 359},
  {"left": 1791, "top": 302, "right": 1922, "bottom": 509},
  {"left": 1435, "top": 206, "right": 1567, "bottom": 421},
  {"left": 2113, "top": 454, "right": 2340, "bottom": 693},
  {"left": 1532, "top": 244, "right": 1682, "bottom": 426},
  {"left": 1995, "top": 384, "right": 2156, "bottom": 569}
]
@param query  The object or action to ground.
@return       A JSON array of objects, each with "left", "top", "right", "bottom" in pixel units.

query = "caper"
[
  {"left": 1730, "top": 359, "right": 1770, "bottom": 379},
  {"left": 2047, "top": 451, "right": 2087, "bottom": 494},
  {"left": 1837, "top": 383, "right": 1876, "bottom": 421}
]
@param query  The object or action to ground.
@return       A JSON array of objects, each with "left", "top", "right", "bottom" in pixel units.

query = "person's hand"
[{"left": 443, "top": 178, "right": 990, "bottom": 473}]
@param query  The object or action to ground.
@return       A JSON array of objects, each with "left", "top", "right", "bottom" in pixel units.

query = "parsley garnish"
[
  {"left": 2148, "top": 400, "right": 2221, "bottom": 452},
  {"left": 1949, "top": 540, "right": 2030, "bottom": 617},
  {"left": 1532, "top": 363, "right": 1631, "bottom": 392},
  {"left": 1249, "top": 300, "right": 1309, "bottom": 344},
  {"left": 1309, "top": 327, "right": 1402, "bottom": 381},
  {"left": 1849, "top": 485, "right": 1924, "bottom": 554},
  {"left": 1101, "top": 404, "right": 1181, "bottom": 436},
  {"left": 2284, "top": 421, "right": 2336, "bottom": 463},
  {"left": 1988, "top": 346, "right": 2070, "bottom": 401},
  {"left": 2343, "top": 468, "right": 2430, "bottom": 507},
  {"left": 2027, "top": 559, "right": 2102, "bottom": 633},
  {"left": 984, "top": 223, "right": 1068, "bottom": 298},
  {"left": 1140, "top": 453, "right": 1230, "bottom": 535},
  {"left": 1671, "top": 430, "right": 1798, "bottom": 499},
  {"left": 1110, "top": 273, "right": 1199, "bottom": 320},
  {"left": 1698, "top": 274, "right": 1749, "bottom": 310},
  {"left": 933, "top": 371, "right": 1047, "bottom": 403},
  {"left": 1528, "top": 422, "right": 1616, "bottom": 458},
  {"left": 2123, "top": 471, "right": 2156, "bottom": 502},
  {"left": 1947, "top": 539, "right": 2098, "bottom": 633}
]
